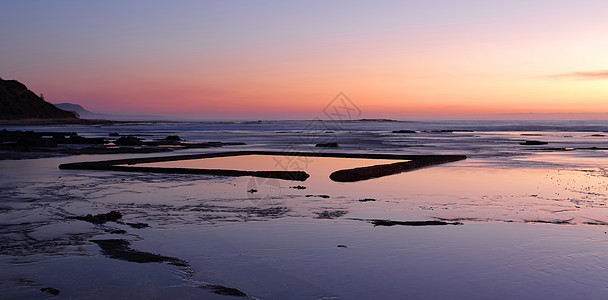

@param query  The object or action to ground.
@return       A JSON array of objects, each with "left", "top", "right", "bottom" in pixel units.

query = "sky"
[{"left": 1, "top": 0, "right": 608, "bottom": 119}]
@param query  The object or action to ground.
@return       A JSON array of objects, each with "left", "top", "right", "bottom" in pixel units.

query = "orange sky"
[{"left": 1, "top": 1, "right": 607, "bottom": 119}]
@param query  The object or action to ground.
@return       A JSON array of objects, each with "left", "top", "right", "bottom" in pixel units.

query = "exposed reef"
[
  {"left": 91, "top": 239, "right": 188, "bottom": 267},
  {"left": 520, "top": 140, "right": 549, "bottom": 145},
  {"left": 365, "top": 219, "right": 463, "bottom": 226},
  {"left": 0, "top": 129, "right": 245, "bottom": 160},
  {"left": 329, "top": 155, "right": 466, "bottom": 182},
  {"left": 392, "top": 130, "right": 416, "bottom": 133}
]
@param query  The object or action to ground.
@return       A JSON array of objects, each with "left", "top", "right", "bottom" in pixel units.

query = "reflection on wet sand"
[
  {"left": 3, "top": 123, "right": 608, "bottom": 298},
  {"left": 133, "top": 154, "right": 405, "bottom": 172}
]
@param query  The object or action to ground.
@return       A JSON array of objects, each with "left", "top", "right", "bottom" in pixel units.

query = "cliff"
[{"left": 0, "top": 78, "right": 77, "bottom": 119}]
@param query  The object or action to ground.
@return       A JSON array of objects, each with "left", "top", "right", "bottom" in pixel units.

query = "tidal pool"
[{"left": 128, "top": 154, "right": 406, "bottom": 173}]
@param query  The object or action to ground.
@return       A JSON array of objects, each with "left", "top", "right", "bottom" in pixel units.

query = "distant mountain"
[{"left": 0, "top": 78, "right": 77, "bottom": 120}]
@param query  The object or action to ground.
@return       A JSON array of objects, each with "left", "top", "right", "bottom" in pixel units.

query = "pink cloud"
[{"left": 550, "top": 70, "right": 608, "bottom": 79}]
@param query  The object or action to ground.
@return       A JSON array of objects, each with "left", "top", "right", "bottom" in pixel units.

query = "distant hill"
[
  {"left": 0, "top": 78, "right": 77, "bottom": 119},
  {"left": 55, "top": 102, "right": 172, "bottom": 121},
  {"left": 54, "top": 102, "right": 99, "bottom": 119}
]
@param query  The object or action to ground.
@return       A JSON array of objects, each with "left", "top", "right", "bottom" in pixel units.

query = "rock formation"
[{"left": 0, "top": 78, "right": 77, "bottom": 119}]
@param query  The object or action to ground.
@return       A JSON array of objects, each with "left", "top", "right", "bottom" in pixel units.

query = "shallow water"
[
  {"left": 2, "top": 120, "right": 608, "bottom": 298},
  {"left": 130, "top": 154, "right": 406, "bottom": 173}
]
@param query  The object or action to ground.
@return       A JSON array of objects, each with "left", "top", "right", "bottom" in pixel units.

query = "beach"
[{"left": 2, "top": 119, "right": 608, "bottom": 299}]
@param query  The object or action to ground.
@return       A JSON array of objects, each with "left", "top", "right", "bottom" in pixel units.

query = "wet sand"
[{"left": 3, "top": 121, "right": 608, "bottom": 298}]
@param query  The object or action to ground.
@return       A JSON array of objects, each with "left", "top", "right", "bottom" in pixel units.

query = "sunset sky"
[{"left": 2, "top": 0, "right": 608, "bottom": 119}]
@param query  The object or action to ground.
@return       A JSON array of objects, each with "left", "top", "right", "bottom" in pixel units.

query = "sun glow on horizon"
[{"left": 2, "top": 0, "right": 607, "bottom": 119}]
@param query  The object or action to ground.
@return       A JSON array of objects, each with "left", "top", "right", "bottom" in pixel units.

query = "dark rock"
[
  {"left": 330, "top": 155, "right": 467, "bottom": 182},
  {"left": 73, "top": 211, "right": 122, "bottom": 224},
  {"left": 422, "top": 130, "right": 473, "bottom": 133},
  {"left": 0, "top": 78, "right": 77, "bottom": 120},
  {"left": 315, "top": 142, "right": 339, "bottom": 147},
  {"left": 247, "top": 189, "right": 258, "bottom": 193},
  {"left": 290, "top": 185, "right": 307, "bottom": 190},
  {"left": 520, "top": 140, "right": 548, "bottom": 145},
  {"left": 165, "top": 135, "right": 181, "bottom": 141},
  {"left": 590, "top": 134, "right": 605, "bottom": 137},
  {"left": 358, "top": 198, "right": 376, "bottom": 202},
  {"left": 200, "top": 284, "right": 248, "bottom": 297},
  {"left": 524, "top": 219, "right": 572, "bottom": 224},
  {"left": 40, "top": 287, "right": 60, "bottom": 296},
  {"left": 237, "top": 206, "right": 290, "bottom": 218},
  {"left": 0, "top": 130, "right": 105, "bottom": 146},
  {"left": 315, "top": 210, "right": 348, "bottom": 219},
  {"left": 392, "top": 130, "right": 416, "bottom": 133},
  {"left": 91, "top": 239, "right": 188, "bottom": 267},
  {"left": 424, "top": 130, "right": 453, "bottom": 133},
  {"left": 115, "top": 135, "right": 143, "bottom": 145},
  {"left": 337, "top": 244, "right": 348, "bottom": 248},
  {"left": 370, "top": 219, "right": 463, "bottom": 226},
  {"left": 0, "top": 130, "right": 249, "bottom": 160},
  {"left": 109, "top": 132, "right": 120, "bottom": 137},
  {"left": 306, "top": 194, "right": 330, "bottom": 198},
  {"left": 584, "top": 221, "right": 608, "bottom": 226}
]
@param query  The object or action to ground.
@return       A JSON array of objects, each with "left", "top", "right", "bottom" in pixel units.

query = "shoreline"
[
  {"left": 0, "top": 118, "right": 190, "bottom": 125},
  {"left": 0, "top": 118, "right": 117, "bottom": 125}
]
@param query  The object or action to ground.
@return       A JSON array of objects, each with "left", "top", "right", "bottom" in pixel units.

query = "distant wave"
[{"left": 98, "top": 119, "right": 608, "bottom": 133}]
